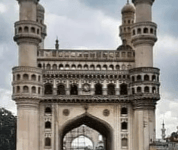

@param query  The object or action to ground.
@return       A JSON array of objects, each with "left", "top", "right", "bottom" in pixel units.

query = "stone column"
[
  {"left": 66, "top": 80, "right": 70, "bottom": 95},
  {"left": 16, "top": 100, "right": 40, "bottom": 150}
]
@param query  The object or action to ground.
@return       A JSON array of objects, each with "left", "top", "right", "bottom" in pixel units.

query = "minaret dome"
[{"left": 121, "top": 2, "right": 135, "bottom": 14}]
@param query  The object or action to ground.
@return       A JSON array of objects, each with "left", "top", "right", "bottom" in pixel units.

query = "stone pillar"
[
  {"left": 66, "top": 80, "right": 70, "bottom": 95},
  {"left": 16, "top": 100, "right": 40, "bottom": 150},
  {"left": 78, "top": 80, "right": 82, "bottom": 95},
  {"left": 133, "top": 100, "right": 156, "bottom": 150},
  {"left": 91, "top": 81, "right": 95, "bottom": 95}
]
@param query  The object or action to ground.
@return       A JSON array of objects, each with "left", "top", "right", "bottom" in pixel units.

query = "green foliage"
[{"left": 0, "top": 108, "right": 16, "bottom": 150}]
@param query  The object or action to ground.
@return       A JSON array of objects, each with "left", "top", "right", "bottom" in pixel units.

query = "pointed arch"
[{"left": 60, "top": 113, "right": 113, "bottom": 150}]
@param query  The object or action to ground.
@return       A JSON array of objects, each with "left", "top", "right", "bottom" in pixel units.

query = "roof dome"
[
  {"left": 121, "top": 3, "right": 135, "bottom": 14},
  {"left": 37, "top": 3, "right": 45, "bottom": 12},
  {"left": 117, "top": 40, "right": 133, "bottom": 51}
]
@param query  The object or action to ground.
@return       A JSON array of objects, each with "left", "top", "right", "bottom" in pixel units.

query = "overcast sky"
[{"left": 0, "top": 0, "right": 178, "bottom": 139}]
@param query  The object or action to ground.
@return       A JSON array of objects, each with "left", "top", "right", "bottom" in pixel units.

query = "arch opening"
[{"left": 60, "top": 114, "right": 113, "bottom": 150}]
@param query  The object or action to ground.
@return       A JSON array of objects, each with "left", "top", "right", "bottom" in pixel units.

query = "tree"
[{"left": 0, "top": 108, "right": 16, "bottom": 150}]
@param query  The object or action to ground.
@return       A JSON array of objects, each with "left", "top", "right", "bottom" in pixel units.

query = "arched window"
[
  {"left": 38, "top": 87, "right": 41, "bottom": 94},
  {"left": 144, "top": 75, "right": 149, "bottom": 81},
  {"left": 137, "top": 87, "right": 141, "bottom": 93},
  {"left": 71, "top": 64, "right": 76, "bottom": 70},
  {"left": 116, "top": 65, "right": 120, "bottom": 70},
  {"left": 95, "top": 83, "right": 102, "bottom": 95},
  {"left": 78, "top": 64, "right": 82, "bottom": 70},
  {"left": 24, "top": 26, "right": 29, "bottom": 32},
  {"left": 137, "top": 28, "right": 141, "bottom": 34},
  {"left": 127, "top": 65, "right": 131, "bottom": 70},
  {"left": 57, "top": 84, "right": 65, "bottom": 95},
  {"left": 121, "top": 107, "right": 128, "bottom": 115},
  {"left": 137, "top": 75, "right": 142, "bottom": 81},
  {"left": 17, "top": 86, "right": 20, "bottom": 93},
  {"left": 107, "top": 84, "right": 115, "bottom": 95},
  {"left": 152, "top": 87, "right": 156, "bottom": 93},
  {"left": 31, "top": 27, "right": 35, "bottom": 33},
  {"left": 90, "top": 64, "right": 95, "bottom": 70},
  {"left": 109, "top": 65, "right": 114, "bottom": 70},
  {"left": 37, "top": 29, "right": 40, "bottom": 34},
  {"left": 70, "top": 84, "right": 78, "bottom": 95},
  {"left": 45, "top": 137, "right": 51, "bottom": 146},
  {"left": 19, "top": 27, "right": 22, "bottom": 33},
  {"left": 23, "top": 74, "right": 29, "bottom": 80},
  {"left": 132, "top": 76, "right": 135, "bottom": 82},
  {"left": 103, "top": 65, "right": 107, "bottom": 70},
  {"left": 133, "top": 29, "right": 135, "bottom": 35},
  {"left": 150, "top": 28, "right": 153, "bottom": 34},
  {"left": 53, "top": 64, "right": 57, "bottom": 70},
  {"left": 122, "top": 64, "right": 126, "bottom": 70},
  {"left": 152, "top": 75, "right": 156, "bottom": 81},
  {"left": 65, "top": 64, "right": 70, "bottom": 70},
  {"left": 32, "top": 86, "right": 36, "bottom": 93},
  {"left": 96, "top": 65, "right": 101, "bottom": 70},
  {"left": 38, "top": 76, "right": 41, "bottom": 82},
  {"left": 45, "top": 121, "right": 51, "bottom": 129},
  {"left": 84, "top": 64, "right": 88, "bottom": 70},
  {"left": 144, "top": 86, "right": 149, "bottom": 93},
  {"left": 17, "top": 74, "right": 21, "bottom": 80},
  {"left": 59, "top": 64, "right": 64, "bottom": 70},
  {"left": 31, "top": 74, "right": 36, "bottom": 81},
  {"left": 45, "top": 107, "right": 52, "bottom": 114},
  {"left": 120, "top": 83, "right": 127, "bottom": 95},
  {"left": 23, "top": 86, "right": 29, "bottom": 93},
  {"left": 122, "top": 138, "right": 128, "bottom": 147},
  {"left": 46, "top": 64, "right": 51, "bottom": 70},
  {"left": 38, "top": 63, "right": 42, "bottom": 68},
  {"left": 121, "top": 122, "right": 128, "bottom": 130},
  {"left": 132, "top": 88, "right": 135, "bottom": 94},
  {"left": 44, "top": 84, "right": 53, "bottom": 95},
  {"left": 144, "top": 28, "right": 148, "bottom": 33}
]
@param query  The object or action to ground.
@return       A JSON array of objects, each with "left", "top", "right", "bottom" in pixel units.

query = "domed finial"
[{"left": 55, "top": 37, "right": 59, "bottom": 50}]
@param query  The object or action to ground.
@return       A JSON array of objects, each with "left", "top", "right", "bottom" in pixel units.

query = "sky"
[{"left": 0, "top": 0, "right": 178, "bottom": 139}]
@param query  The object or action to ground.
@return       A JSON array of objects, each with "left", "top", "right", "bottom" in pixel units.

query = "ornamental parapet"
[
  {"left": 39, "top": 93, "right": 159, "bottom": 103},
  {"left": 37, "top": 49, "right": 135, "bottom": 62},
  {"left": 12, "top": 66, "right": 43, "bottom": 98},
  {"left": 41, "top": 95, "right": 131, "bottom": 103},
  {"left": 13, "top": 66, "right": 42, "bottom": 74},
  {"left": 132, "top": 99, "right": 157, "bottom": 110},
  {"left": 131, "top": 93, "right": 160, "bottom": 101},
  {"left": 129, "top": 67, "right": 160, "bottom": 74},
  {"left": 43, "top": 70, "right": 129, "bottom": 76},
  {"left": 131, "top": 21, "right": 157, "bottom": 46},
  {"left": 12, "top": 93, "right": 42, "bottom": 101},
  {"left": 14, "top": 20, "right": 43, "bottom": 44}
]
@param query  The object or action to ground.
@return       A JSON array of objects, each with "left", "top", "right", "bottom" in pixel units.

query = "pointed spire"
[
  {"left": 127, "top": 0, "right": 129, "bottom": 4},
  {"left": 161, "top": 120, "right": 166, "bottom": 140},
  {"left": 55, "top": 37, "right": 59, "bottom": 50}
]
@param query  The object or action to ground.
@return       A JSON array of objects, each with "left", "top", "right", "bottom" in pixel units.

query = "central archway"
[{"left": 60, "top": 113, "right": 113, "bottom": 150}]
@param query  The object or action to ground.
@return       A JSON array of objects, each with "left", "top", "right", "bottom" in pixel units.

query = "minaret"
[
  {"left": 12, "top": 0, "right": 44, "bottom": 150},
  {"left": 131, "top": 0, "right": 157, "bottom": 67},
  {"left": 130, "top": 0, "right": 160, "bottom": 150},
  {"left": 120, "top": 0, "right": 135, "bottom": 47},
  {"left": 161, "top": 121, "right": 166, "bottom": 140},
  {"left": 37, "top": 3, "right": 47, "bottom": 49}
]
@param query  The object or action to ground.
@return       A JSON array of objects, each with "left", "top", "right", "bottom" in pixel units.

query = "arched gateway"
[
  {"left": 12, "top": 0, "right": 160, "bottom": 150},
  {"left": 60, "top": 113, "right": 113, "bottom": 150}
]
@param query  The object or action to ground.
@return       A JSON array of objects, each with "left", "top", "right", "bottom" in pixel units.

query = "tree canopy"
[{"left": 0, "top": 108, "right": 16, "bottom": 150}]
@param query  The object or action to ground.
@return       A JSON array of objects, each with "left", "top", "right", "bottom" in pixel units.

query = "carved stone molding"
[{"left": 132, "top": 99, "right": 157, "bottom": 110}]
